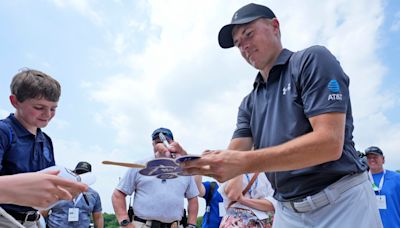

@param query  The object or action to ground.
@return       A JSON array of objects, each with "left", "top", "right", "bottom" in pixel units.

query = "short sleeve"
[
  {"left": 0, "top": 121, "right": 11, "bottom": 171},
  {"left": 93, "top": 191, "right": 102, "bottom": 213},
  {"left": 296, "top": 46, "right": 350, "bottom": 117},
  {"left": 232, "top": 95, "right": 253, "bottom": 139},
  {"left": 185, "top": 176, "right": 200, "bottom": 199},
  {"left": 116, "top": 168, "right": 139, "bottom": 195}
]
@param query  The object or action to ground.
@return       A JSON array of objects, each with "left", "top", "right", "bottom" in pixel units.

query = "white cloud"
[{"left": 92, "top": 0, "right": 393, "bottom": 153}]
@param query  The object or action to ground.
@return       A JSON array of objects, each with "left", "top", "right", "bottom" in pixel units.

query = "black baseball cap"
[
  {"left": 218, "top": 3, "right": 276, "bottom": 48},
  {"left": 74, "top": 161, "right": 92, "bottom": 174},
  {"left": 365, "top": 146, "right": 384, "bottom": 156},
  {"left": 151, "top": 127, "right": 174, "bottom": 141}
]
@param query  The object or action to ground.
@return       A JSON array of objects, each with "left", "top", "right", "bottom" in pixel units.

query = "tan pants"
[
  {"left": 133, "top": 220, "right": 182, "bottom": 228},
  {"left": 0, "top": 215, "right": 39, "bottom": 228}
]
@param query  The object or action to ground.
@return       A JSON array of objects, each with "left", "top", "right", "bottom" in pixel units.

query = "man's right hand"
[
  {"left": 154, "top": 141, "right": 188, "bottom": 158},
  {"left": 0, "top": 171, "right": 88, "bottom": 209}
]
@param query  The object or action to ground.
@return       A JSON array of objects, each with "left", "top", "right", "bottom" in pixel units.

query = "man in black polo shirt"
[{"left": 181, "top": 3, "right": 382, "bottom": 227}]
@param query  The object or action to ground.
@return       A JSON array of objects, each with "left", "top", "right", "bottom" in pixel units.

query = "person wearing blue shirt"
[
  {"left": 43, "top": 161, "right": 103, "bottom": 228},
  {"left": 195, "top": 176, "right": 224, "bottom": 228},
  {"left": 366, "top": 146, "right": 400, "bottom": 228},
  {"left": 0, "top": 69, "right": 61, "bottom": 228}
]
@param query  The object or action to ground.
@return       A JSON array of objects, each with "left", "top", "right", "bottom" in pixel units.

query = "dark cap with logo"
[
  {"left": 365, "top": 146, "right": 384, "bottom": 156},
  {"left": 151, "top": 127, "right": 174, "bottom": 141},
  {"left": 74, "top": 161, "right": 92, "bottom": 175},
  {"left": 218, "top": 3, "right": 276, "bottom": 49}
]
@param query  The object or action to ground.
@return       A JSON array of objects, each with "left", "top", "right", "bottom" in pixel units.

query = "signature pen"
[{"left": 159, "top": 132, "right": 176, "bottom": 158}]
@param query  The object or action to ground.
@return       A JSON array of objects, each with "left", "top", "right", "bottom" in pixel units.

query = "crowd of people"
[{"left": 0, "top": 2, "right": 399, "bottom": 228}]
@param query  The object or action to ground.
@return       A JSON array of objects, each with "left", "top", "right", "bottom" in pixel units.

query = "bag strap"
[
  {"left": 206, "top": 181, "right": 216, "bottom": 206},
  {"left": 227, "top": 173, "right": 259, "bottom": 208},
  {"left": 0, "top": 119, "right": 14, "bottom": 150}
]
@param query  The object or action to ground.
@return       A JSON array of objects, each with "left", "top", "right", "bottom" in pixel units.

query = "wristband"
[{"left": 186, "top": 224, "right": 196, "bottom": 228}]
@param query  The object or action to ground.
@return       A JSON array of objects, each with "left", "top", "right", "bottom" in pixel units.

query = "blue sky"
[{"left": 1, "top": 0, "right": 399, "bottom": 214}]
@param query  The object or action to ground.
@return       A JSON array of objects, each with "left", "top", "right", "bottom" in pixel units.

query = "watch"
[{"left": 120, "top": 219, "right": 131, "bottom": 226}]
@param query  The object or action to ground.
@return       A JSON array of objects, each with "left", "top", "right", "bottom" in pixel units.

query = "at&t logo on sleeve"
[{"left": 327, "top": 79, "right": 342, "bottom": 101}]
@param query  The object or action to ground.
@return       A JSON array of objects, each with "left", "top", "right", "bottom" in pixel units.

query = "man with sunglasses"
[{"left": 366, "top": 146, "right": 400, "bottom": 228}]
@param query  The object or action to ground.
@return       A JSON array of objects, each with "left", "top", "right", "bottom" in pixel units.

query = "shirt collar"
[
  {"left": 253, "top": 48, "right": 293, "bottom": 88},
  {"left": 8, "top": 113, "right": 45, "bottom": 140}
]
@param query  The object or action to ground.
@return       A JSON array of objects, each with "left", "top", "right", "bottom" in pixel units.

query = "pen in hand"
[{"left": 159, "top": 132, "right": 176, "bottom": 158}]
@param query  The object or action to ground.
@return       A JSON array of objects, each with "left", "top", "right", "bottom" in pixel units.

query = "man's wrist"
[
  {"left": 119, "top": 218, "right": 131, "bottom": 226},
  {"left": 186, "top": 224, "right": 196, "bottom": 228}
]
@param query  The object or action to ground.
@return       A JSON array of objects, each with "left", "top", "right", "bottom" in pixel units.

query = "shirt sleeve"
[
  {"left": 116, "top": 168, "right": 138, "bottom": 195},
  {"left": 232, "top": 95, "right": 253, "bottom": 139},
  {"left": 0, "top": 121, "right": 11, "bottom": 172},
  {"left": 252, "top": 173, "right": 277, "bottom": 210},
  {"left": 296, "top": 46, "right": 350, "bottom": 117},
  {"left": 92, "top": 190, "right": 103, "bottom": 213},
  {"left": 185, "top": 176, "right": 200, "bottom": 199},
  {"left": 217, "top": 182, "right": 230, "bottom": 209}
]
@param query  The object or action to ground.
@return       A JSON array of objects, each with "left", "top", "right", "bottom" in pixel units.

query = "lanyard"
[
  {"left": 368, "top": 169, "right": 385, "bottom": 193},
  {"left": 244, "top": 174, "right": 258, "bottom": 197},
  {"left": 73, "top": 193, "right": 83, "bottom": 207}
]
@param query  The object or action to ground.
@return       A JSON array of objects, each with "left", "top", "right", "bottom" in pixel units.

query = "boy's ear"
[{"left": 9, "top": 95, "right": 19, "bottom": 108}]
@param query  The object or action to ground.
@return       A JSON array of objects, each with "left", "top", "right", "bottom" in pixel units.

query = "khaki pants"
[
  {"left": 273, "top": 173, "right": 382, "bottom": 228},
  {"left": 0, "top": 215, "right": 39, "bottom": 228}
]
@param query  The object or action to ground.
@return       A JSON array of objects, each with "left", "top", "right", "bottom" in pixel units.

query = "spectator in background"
[
  {"left": 219, "top": 173, "right": 275, "bottom": 228},
  {"left": 366, "top": 146, "right": 400, "bottom": 228},
  {"left": 194, "top": 176, "right": 224, "bottom": 228},
  {"left": 43, "top": 161, "right": 103, "bottom": 228},
  {"left": 112, "top": 127, "right": 198, "bottom": 228}
]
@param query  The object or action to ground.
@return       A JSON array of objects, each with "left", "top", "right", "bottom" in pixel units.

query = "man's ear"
[{"left": 9, "top": 95, "right": 19, "bottom": 108}]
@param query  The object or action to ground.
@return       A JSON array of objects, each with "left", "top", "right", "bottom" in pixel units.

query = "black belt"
[
  {"left": 134, "top": 216, "right": 178, "bottom": 228},
  {"left": 5, "top": 210, "right": 40, "bottom": 222}
]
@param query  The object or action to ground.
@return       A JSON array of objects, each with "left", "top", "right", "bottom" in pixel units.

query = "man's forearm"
[
  {"left": 194, "top": 175, "right": 205, "bottom": 197},
  {"left": 187, "top": 197, "right": 198, "bottom": 225},
  {"left": 242, "top": 113, "right": 346, "bottom": 173},
  {"left": 93, "top": 213, "right": 104, "bottom": 228},
  {"left": 111, "top": 189, "right": 129, "bottom": 221}
]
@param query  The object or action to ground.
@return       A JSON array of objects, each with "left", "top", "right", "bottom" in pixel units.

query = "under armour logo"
[
  {"left": 282, "top": 83, "right": 291, "bottom": 95},
  {"left": 233, "top": 13, "right": 238, "bottom": 20}
]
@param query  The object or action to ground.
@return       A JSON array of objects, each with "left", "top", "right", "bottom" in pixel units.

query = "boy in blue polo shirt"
[{"left": 0, "top": 69, "right": 61, "bottom": 228}]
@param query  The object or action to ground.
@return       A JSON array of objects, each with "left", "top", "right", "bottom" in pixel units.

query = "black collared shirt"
[{"left": 233, "top": 46, "right": 367, "bottom": 201}]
